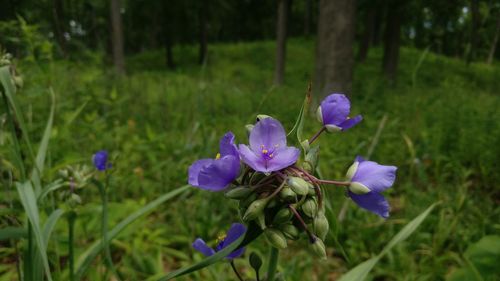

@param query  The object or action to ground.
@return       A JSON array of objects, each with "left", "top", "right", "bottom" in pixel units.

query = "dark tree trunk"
[
  {"left": 110, "top": 0, "right": 125, "bottom": 74},
  {"left": 382, "top": 1, "right": 402, "bottom": 83},
  {"left": 165, "top": 37, "right": 175, "bottom": 69},
  {"left": 198, "top": 0, "right": 208, "bottom": 65},
  {"left": 487, "top": 17, "right": 500, "bottom": 64},
  {"left": 304, "top": 0, "right": 312, "bottom": 36},
  {"left": 314, "top": 0, "right": 356, "bottom": 98},
  {"left": 372, "top": 6, "right": 383, "bottom": 46},
  {"left": 467, "top": 0, "right": 479, "bottom": 65},
  {"left": 161, "top": 1, "right": 175, "bottom": 69},
  {"left": 358, "top": 5, "right": 377, "bottom": 62},
  {"left": 274, "top": 0, "right": 289, "bottom": 85},
  {"left": 52, "top": 0, "right": 67, "bottom": 57}
]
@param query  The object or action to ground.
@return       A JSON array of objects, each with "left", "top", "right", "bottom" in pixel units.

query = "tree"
[
  {"left": 314, "top": 0, "right": 356, "bottom": 98},
  {"left": 274, "top": 0, "right": 289, "bottom": 85},
  {"left": 358, "top": 0, "right": 379, "bottom": 62},
  {"left": 466, "top": 0, "right": 480, "bottom": 64},
  {"left": 382, "top": 0, "right": 403, "bottom": 82},
  {"left": 486, "top": 17, "right": 500, "bottom": 64},
  {"left": 198, "top": 0, "right": 208, "bottom": 65},
  {"left": 110, "top": 0, "right": 125, "bottom": 74}
]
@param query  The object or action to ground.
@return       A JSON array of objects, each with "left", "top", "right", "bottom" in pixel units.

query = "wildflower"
[
  {"left": 238, "top": 117, "right": 300, "bottom": 172},
  {"left": 346, "top": 156, "right": 397, "bottom": 218},
  {"left": 188, "top": 132, "right": 240, "bottom": 191},
  {"left": 316, "top": 93, "right": 362, "bottom": 132},
  {"left": 92, "top": 150, "right": 111, "bottom": 171},
  {"left": 192, "top": 223, "right": 247, "bottom": 259}
]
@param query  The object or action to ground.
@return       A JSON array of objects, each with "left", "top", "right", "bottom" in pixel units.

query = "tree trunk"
[
  {"left": 314, "top": 0, "right": 356, "bottom": 98},
  {"left": 466, "top": 0, "right": 479, "bottom": 65},
  {"left": 382, "top": 1, "right": 402, "bottom": 83},
  {"left": 274, "top": 0, "right": 289, "bottom": 85},
  {"left": 110, "top": 0, "right": 125, "bottom": 74},
  {"left": 304, "top": 0, "right": 312, "bottom": 36},
  {"left": 487, "top": 17, "right": 500, "bottom": 65},
  {"left": 372, "top": 5, "right": 383, "bottom": 46},
  {"left": 198, "top": 0, "right": 208, "bottom": 65},
  {"left": 52, "top": 0, "right": 67, "bottom": 57},
  {"left": 358, "top": 5, "right": 377, "bottom": 62}
]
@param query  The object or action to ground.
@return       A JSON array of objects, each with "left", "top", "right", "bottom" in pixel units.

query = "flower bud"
[
  {"left": 301, "top": 139, "right": 310, "bottom": 151},
  {"left": 264, "top": 228, "right": 287, "bottom": 249},
  {"left": 313, "top": 212, "right": 329, "bottom": 240},
  {"left": 304, "top": 146, "right": 319, "bottom": 171},
  {"left": 272, "top": 208, "right": 292, "bottom": 225},
  {"left": 279, "top": 187, "right": 296, "bottom": 201},
  {"left": 310, "top": 238, "right": 327, "bottom": 260},
  {"left": 308, "top": 186, "right": 316, "bottom": 196},
  {"left": 256, "top": 114, "right": 272, "bottom": 122},
  {"left": 249, "top": 252, "right": 263, "bottom": 272},
  {"left": 266, "top": 198, "right": 278, "bottom": 208},
  {"left": 225, "top": 187, "right": 253, "bottom": 199},
  {"left": 301, "top": 198, "right": 318, "bottom": 218},
  {"left": 239, "top": 192, "right": 258, "bottom": 209},
  {"left": 280, "top": 224, "right": 300, "bottom": 240},
  {"left": 243, "top": 197, "right": 270, "bottom": 221},
  {"left": 287, "top": 177, "right": 311, "bottom": 196},
  {"left": 245, "top": 124, "right": 254, "bottom": 137}
]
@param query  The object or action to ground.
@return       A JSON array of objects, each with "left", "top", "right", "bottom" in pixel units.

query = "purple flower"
[
  {"left": 238, "top": 117, "right": 300, "bottom": 172},
  {"left": 192, "top": 223, "right": 247, "bottom": 259},
  {"left": 346, "top": 156, "right": 397, "bottom": 218},
  {"left": 316, "top": 93, "right": 362, "bottom": 132},
  {"left": 92, "top": 150, "right": 111, "bottom": 171},
  {"left": 188, "top": 132, "right": 240, "bottom": 191}
]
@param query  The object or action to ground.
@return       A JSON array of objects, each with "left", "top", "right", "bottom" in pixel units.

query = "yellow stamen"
[
  {"left": 262, "top": 149, "right": 268, "bottom": 154},
  {"left": 269, "top": 153, "right": 274, "bottom": 158},
  {"left": 216, "top": 233, "right": 227, "bottom": 243},
  {"left": 215, "top": 153, "right": 221, "bottom": 160}
]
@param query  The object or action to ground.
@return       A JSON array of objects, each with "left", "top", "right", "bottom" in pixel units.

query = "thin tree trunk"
[
  {"left": 110, "top": 0, "right": 125, "bottom": 74},
  {"left": 52, "top": 0, "right": 67, "bottom": 57},
  {"left": 198, "top": 0, "right": 208, "bottom": 65},
  {"left": 304, "top": 0, "right": 312, "bottom": 36},
  {"left": 314, "top": 0, "right": 356, "bottom": 98},
  {"left": 372, "top": 6, "right": 382, "bottom": 46},
  {"left": 274, "top": 0, "right": 289, "bottom": 85},
  {"left": 487, "top": 17, "right": 500, "bottom": 64},
  {"left": 382, "top": 1, "right": 402, "bottom": 83},
  {"left": 467, "top": 0, "right": 479, "bottom": 65},
  {"left": 358, "top": 5, "right": 376, "bottom": 62}
]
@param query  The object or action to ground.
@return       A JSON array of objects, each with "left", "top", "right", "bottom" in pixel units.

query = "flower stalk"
[{"left": 266, "top": 247, "right": 280, "bottom": 281}]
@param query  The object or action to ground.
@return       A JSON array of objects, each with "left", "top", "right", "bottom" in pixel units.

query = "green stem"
[
  {"left": 97, "top": 179, "right": 122, "bottom": 281},
  {"left": 266, "top": 247, "right": 280, "bottom": 281},
  {"left": 67, "top": 212, "right": 76, "bottom": 281}
]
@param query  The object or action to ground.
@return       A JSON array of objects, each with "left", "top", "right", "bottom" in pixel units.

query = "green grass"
[{"left": 1, "top": 38, "right": 499, "bottom": 280}]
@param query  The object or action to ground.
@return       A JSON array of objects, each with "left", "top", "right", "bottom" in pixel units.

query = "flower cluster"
[{"left": 188, "top": 93, "right": 397, "bottom": 259}]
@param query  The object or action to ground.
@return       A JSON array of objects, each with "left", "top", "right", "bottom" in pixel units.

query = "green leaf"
[
  {"left": 16, "top": 181, "right": 53, "bottom": 281},
  {"left": 288, "top": 83, "right": 312, "bottom": 147},
  {"left": 34, "top": 209, "right": 65, "bottom": 280},
  {"left": 31, "top": 88, "right": 56, "bottom": 195},
  {"left": 154, "top": 224, "right": 262, "bottom": 281},
  {"left": 74, "top": 185, "right": 191, "bottom": 281},
  {"left": 37, "top": 179, "right": 65, "bottom": 202},
  {"left": 0, "top": 227, "right": 27, "bottom": 240},
  {"left": 339, "top": 203, "right": 437, "bottom": 281}
]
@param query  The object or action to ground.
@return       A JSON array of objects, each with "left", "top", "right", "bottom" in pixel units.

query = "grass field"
[{"left": 1, "top": 38, "right": 499, "bottom": 280}]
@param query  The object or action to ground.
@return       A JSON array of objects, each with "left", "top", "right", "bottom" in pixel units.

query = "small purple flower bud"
[
  {"left": 316, "top": 93, "right": 362, "bottom": 132},
  {"left": 92, "top": 150, "right": 110, "bottom": 171}
]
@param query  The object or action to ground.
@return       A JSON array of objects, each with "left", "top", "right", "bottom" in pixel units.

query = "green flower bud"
[
  {"left": 239, "top": 192, "right": 258, "bottom": 209},
  {"left": 279, "top": 187, "right": 296, "bottom": 201},
  {"left": 225, "top": 187, "right": 253, "bottom": 199},
  {"left": 280, "top": 224, "right": 300, "bottom": 240},
  {"left": 287, "top": 177, "right": 311, "bottom": 196},
  {"left": 256, "top": 114, "right": 272, "bottom": 122},
  {"left": 308, "top": 186, "right": 316, "bottom": 196},
  {"left": 245, "top": 124, "right": 254, "bottom": 136},
  {"left": 305, "top": 146, "right": 319, "bottom": 171},
  {"left": 301, "top": 198, "right": 318, "bottom": 218},
  {"left": 249, "top": 252, "right": 263, "bottom": 272},
  {"left": 313, "top": 212, "right": 329, "bottom": 240},
  {"left": 310, "top": 238, "right": 327, "bottom": 260},
  {"left": 273, "top": 208, "right": 293, "bottom": 225},
  {"left": 267, "top": 198, "right": 278, "bottom": 208},
  {"left": 243, "top": 197, "right": 270, "bottom": 221},
  {"left": 301, "top": 139, "right": 310, "bottom": 151},
  {"left": 264, "top": 228, "right": 288, "bottom": 249}
]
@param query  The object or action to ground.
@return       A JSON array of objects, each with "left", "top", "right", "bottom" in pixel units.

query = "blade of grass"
[
  {"left": 74, "top": 185, "right": 191, "bottom": 280},
  {"left": 0, "top": 227, "right": 27, "bottom": 240}
]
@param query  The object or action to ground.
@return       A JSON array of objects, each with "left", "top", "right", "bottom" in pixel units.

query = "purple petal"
[
  {"left": 320, "top": 94, "right": 350, "bottom": 126},
  {"left": 188, "top": 159, "right": 213, "bottom": 186},
  {"left": 192, "top": 238, "right": 216, "bottom": 257},
  {"left": 265, "top": 147, "right": 300, "bottom": 172},
  {"left": 340, "top": 115, "right": 363, "bottom": 131},
  {"left": 197, "top": 156, "right": 240, "bottom": 191},
  {"left": 92, "top": 150, "right": 109, "bottom": 171},
  {"left": 249, "top": 118, "right": 287, "bottom": 153},
  {"left": 221, "top": 223, "right": 247, "bottom": 259},
  {"left": 219, "top": 132, "right": 239, "bottom": 158},
  {"left": 238, "top": 144, "right": 267, "bottom": 172},
  {"left": 352, "top": 161, "right": 397, "bottom": 193},
  {"left": 349, "top": 191, "right": 390, "bottom": 218}
]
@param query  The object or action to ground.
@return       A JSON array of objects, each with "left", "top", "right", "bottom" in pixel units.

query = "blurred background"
[{"left": 1, "top": 0, "right": 499, "bottom": 280}]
